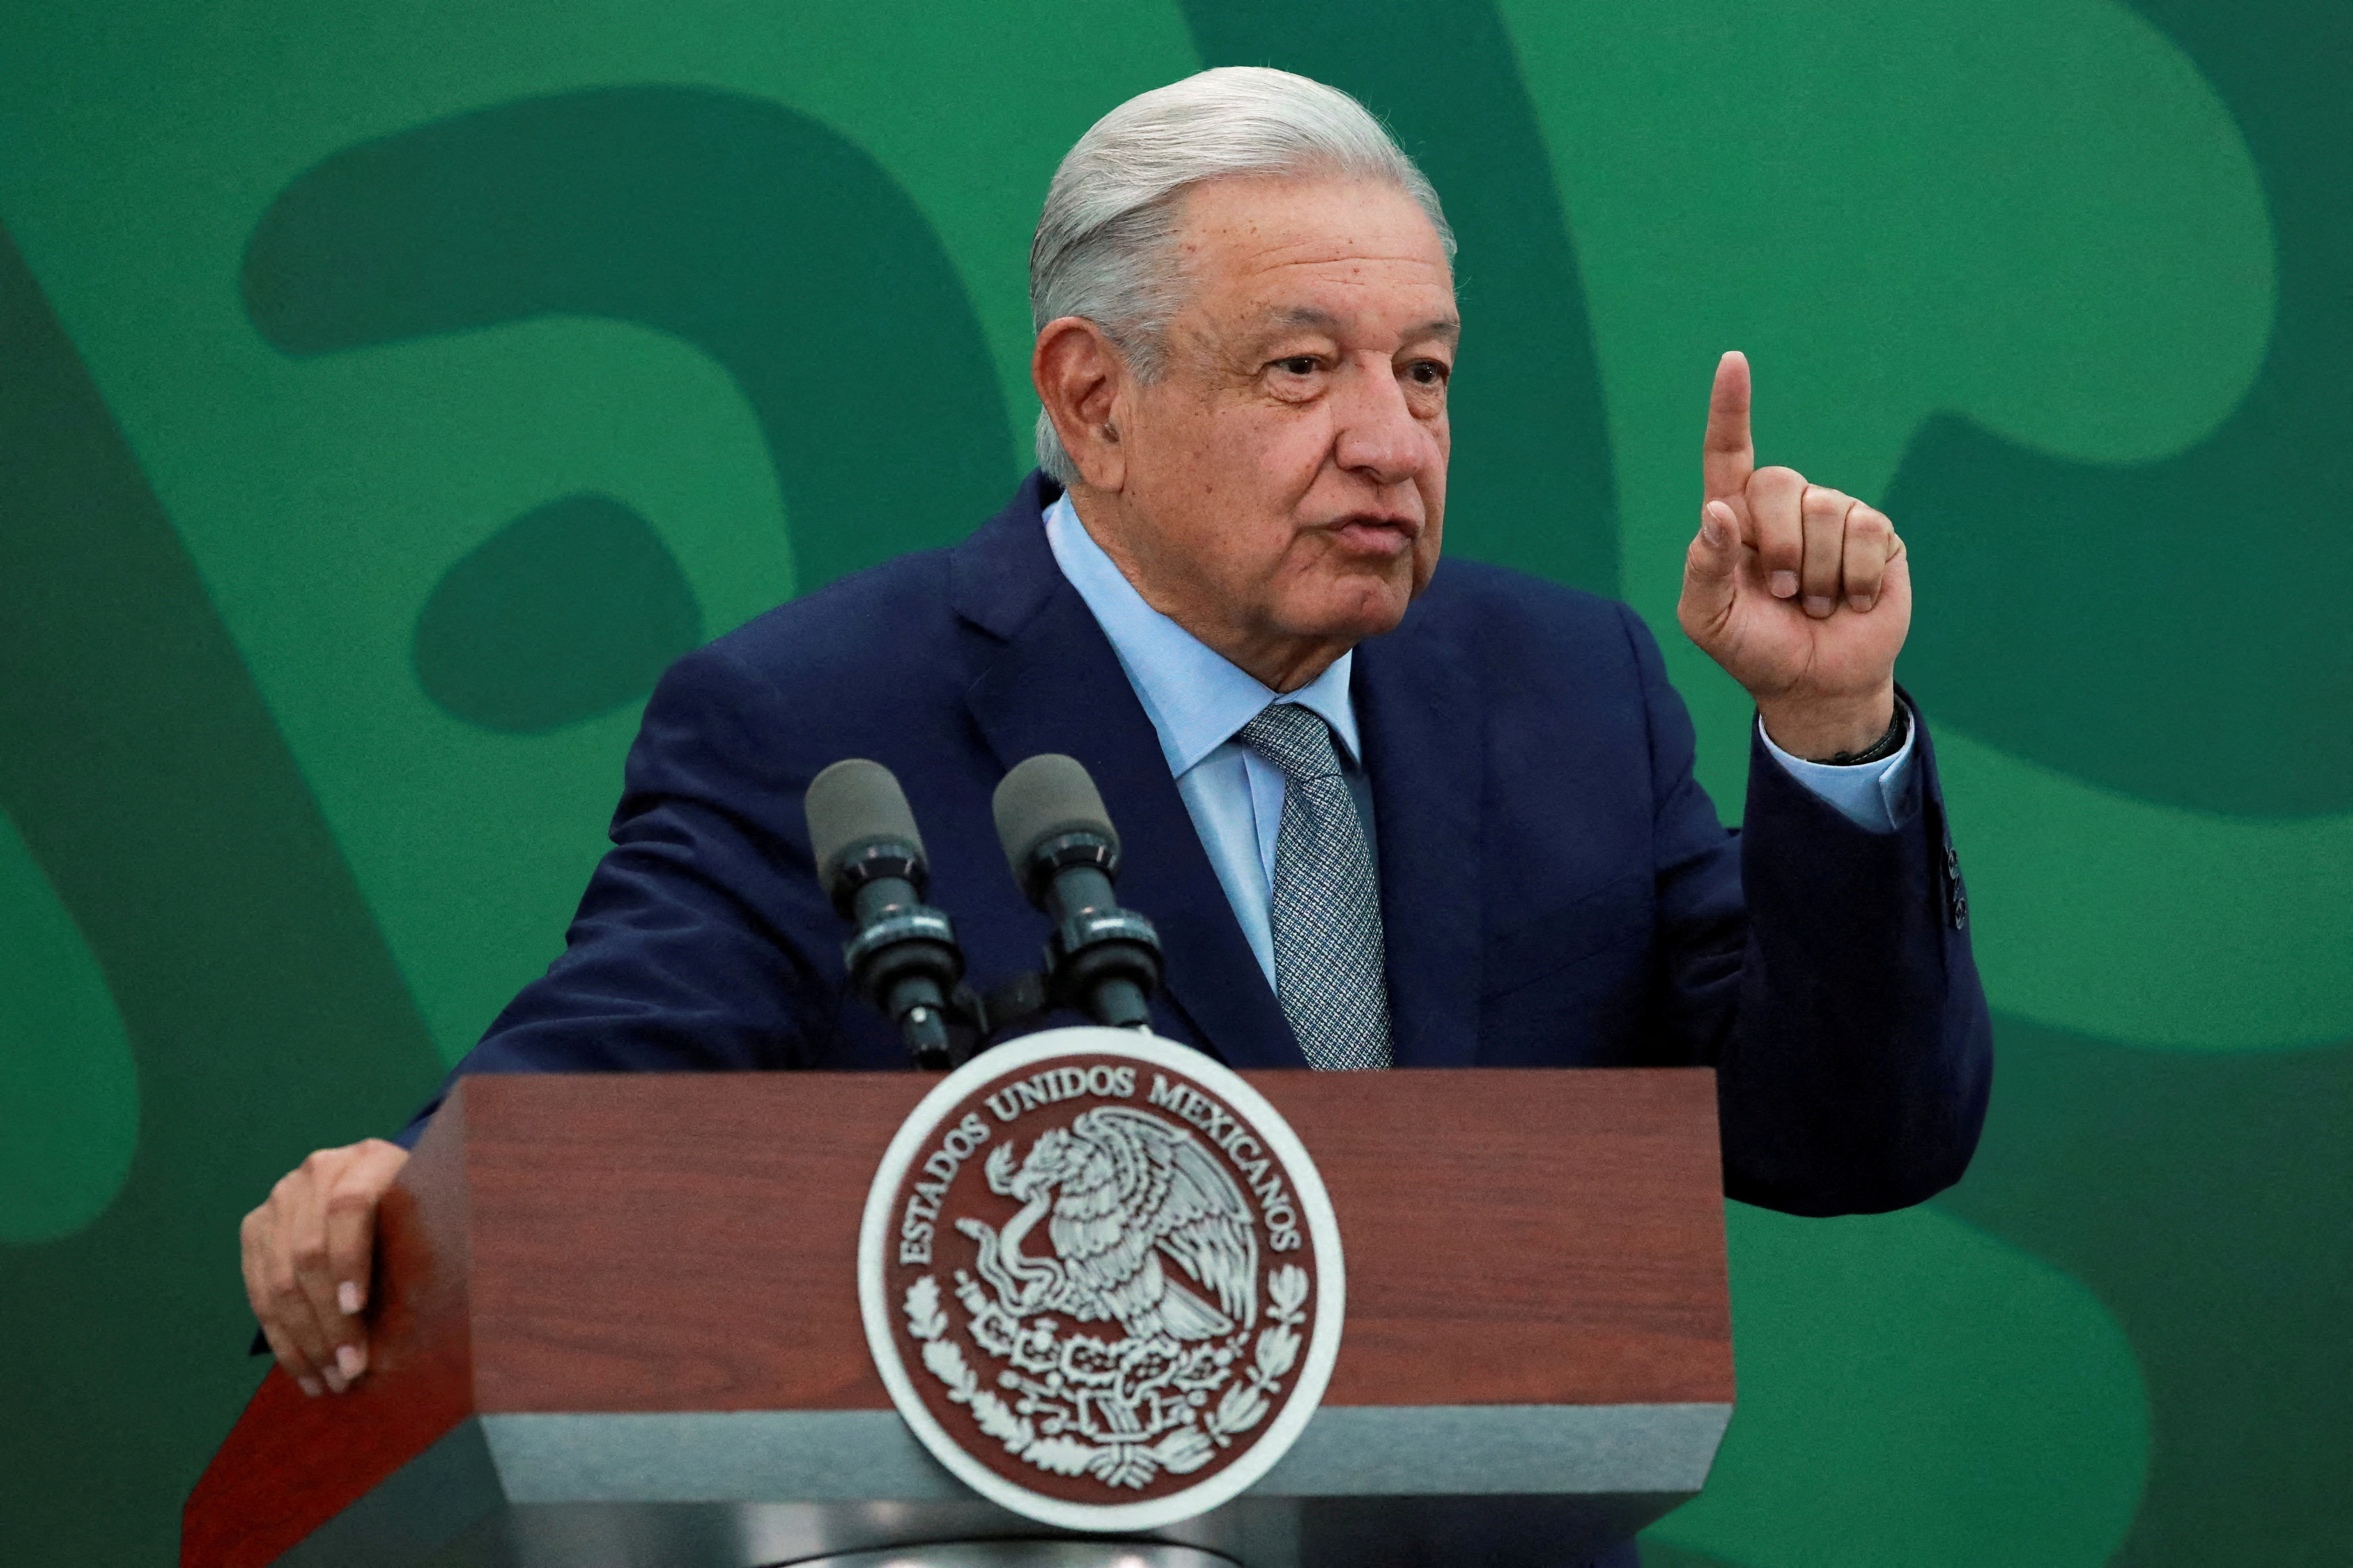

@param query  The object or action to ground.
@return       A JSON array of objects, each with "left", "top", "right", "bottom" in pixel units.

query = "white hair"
[{"left": 1029, "top": 66, "right": 1455, "bottom": 483}]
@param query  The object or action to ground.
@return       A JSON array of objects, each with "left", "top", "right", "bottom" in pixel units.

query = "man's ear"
[{"left": 1033, "top": 316, "right": 1131, "bottom": 491}]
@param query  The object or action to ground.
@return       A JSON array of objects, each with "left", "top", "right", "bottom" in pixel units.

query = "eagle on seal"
[{"left": 959, "top": 1105, "right": 1259, "bottom": 1343}]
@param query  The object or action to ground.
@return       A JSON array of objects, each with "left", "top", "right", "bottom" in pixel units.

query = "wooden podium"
[{"left": 183, "top": 1068, "right": 1733, "bottom": 1568}]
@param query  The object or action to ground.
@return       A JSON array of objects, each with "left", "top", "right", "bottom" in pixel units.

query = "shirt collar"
[{"left": 1043, "top": 492, "right": 1359, "bottom": 777}]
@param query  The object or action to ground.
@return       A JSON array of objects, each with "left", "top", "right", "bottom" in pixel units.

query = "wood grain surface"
[{"left": 182, "top": 1067, "right": 1730, "bottom": 1565}]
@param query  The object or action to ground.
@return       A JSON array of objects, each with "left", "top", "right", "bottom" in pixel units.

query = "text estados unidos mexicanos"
[{"left": 895, "top": 1068, "right": 1304, "bottom": 1264}]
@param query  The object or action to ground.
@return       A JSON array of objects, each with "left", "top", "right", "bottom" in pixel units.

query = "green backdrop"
[{"left": 1, "top": 2, "right": 2345, "bottom": 1563}]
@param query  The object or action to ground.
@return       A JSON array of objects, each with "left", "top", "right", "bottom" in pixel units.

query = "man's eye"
[
  {"left": 1275, "top": 356, "right": 1320, "bottom": 376},
  {"left": 1407, "top": 359, "right": 1450, "bottom": 385}
]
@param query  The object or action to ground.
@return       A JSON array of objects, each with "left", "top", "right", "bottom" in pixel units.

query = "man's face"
[{"left": 1101, "top": 175, "right": 1457, "bottom": 681}]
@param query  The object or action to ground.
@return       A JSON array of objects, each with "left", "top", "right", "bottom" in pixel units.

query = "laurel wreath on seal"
[{"left": 903, "top": 1264, "right": 1311, "bottom": 1489}]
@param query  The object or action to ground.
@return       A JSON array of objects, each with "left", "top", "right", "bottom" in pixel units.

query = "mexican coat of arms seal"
[{"left": 859, "top": 1027, "right": 1346, "bottom": 1531}]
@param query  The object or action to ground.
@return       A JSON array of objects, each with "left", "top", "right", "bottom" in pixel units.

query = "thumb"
[
  {"left": 1679, "top": 500, "right": 1743, "bottom": 634},
  {"left": 1878, "top": 535, "right": 1912, "bottom": 611}
]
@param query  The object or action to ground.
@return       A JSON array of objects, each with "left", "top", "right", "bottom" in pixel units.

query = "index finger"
[
  {"left": 324, "top": 1142, "right": 408, "bottom": 1315},
  {"left": 1703, "top": 350, "right": 1753, "bottom": 503}
]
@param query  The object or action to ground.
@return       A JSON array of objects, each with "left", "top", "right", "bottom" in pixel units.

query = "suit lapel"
[
  {"left": 951, "top": 482, "right": 1302, "bottom": 1069},
  {"left": 1355, "top": 604, "right": 1484, "bottom": 1068}
]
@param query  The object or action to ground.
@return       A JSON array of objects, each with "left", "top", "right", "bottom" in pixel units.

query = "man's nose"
[{"left": 1331, "top": 360, "right": 1438, "bottom": 486}]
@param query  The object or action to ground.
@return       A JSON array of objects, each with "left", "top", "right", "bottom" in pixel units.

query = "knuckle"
[{"left": 291, "top": 1238, "right": 329, "bottom": 1274}]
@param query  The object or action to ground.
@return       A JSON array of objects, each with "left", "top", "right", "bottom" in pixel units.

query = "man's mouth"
[{"left": 1326, "top": 513, "right": 1421, "bottom": 557}]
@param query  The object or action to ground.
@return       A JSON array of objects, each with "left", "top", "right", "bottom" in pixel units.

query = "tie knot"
[{"left": 1237, "top": 702, "right": 1343, "bottom": 784}]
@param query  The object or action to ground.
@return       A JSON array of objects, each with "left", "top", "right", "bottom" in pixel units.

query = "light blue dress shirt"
[{"left": 1041, "top": 493, "right": 1913, "bottom": 987}]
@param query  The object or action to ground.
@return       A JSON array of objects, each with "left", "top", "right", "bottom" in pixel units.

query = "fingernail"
[
  {"left": 337, "top": 1343, "right": 367, "bottom": 1381},
  {"left": 321, "top": 1365, "right": 349, "bottom": 1396},
  {"left": 1850, "top": 592, "right": 1875, "bottom": 612},
  {"left": 1701, "top": 510, "right": 1727, "bottom": 546},
  {"left": 298, "top": 1376, "right": 324, "bottom": 1398},
  {"left": 1770, "top": 571, "right": 1798, "bottom": 599},
  {"left": 338, "top": 1281, "right": 363, "bottom": 1316},
  {"left": 1803, "top": 595, "right": 1833, "bottom": 618}
]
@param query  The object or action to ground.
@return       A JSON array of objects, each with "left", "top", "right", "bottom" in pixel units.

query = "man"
[{"left": 243, "top": 67, "right": 1989, "bottom": 1477}]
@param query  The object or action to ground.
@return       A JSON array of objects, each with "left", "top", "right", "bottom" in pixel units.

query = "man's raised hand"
[
  {"left": 1677, "top": 351, "right": 1909, "bottom": 759},
  {"left": 240, "top": 1138, "right": 408, "bottom": 1397}
]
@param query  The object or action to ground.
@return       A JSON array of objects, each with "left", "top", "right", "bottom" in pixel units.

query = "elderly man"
[{"left": 243, "top": 65, "right": 1989, "bottom": 1474}]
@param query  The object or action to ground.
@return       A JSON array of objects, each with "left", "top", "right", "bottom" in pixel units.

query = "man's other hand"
[
  {"left": 240, "top": 1138, "right": 408, "bottom": 1397},
  {"left": 1678, "top": 350, "right": 1910, "bottom": 759}
]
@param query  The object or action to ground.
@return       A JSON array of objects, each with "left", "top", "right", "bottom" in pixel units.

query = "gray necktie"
[{"left": 1235, "top": 703, "right": 1394, "bottom": 1069}]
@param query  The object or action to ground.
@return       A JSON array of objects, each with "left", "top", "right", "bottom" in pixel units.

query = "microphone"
[
  {"left": 804, "top": 759, "right": 965, "bottom": 1069},
  {"left": 991, "top": 755, "right": 1163, "bottom": 1029}
]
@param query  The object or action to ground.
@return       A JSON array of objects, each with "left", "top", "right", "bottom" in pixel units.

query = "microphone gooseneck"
[
  {"left": 804, "top": 759, "right": 965, "bottom": 1068},
  {"left": 991, "top": 754, "right": 1163, "bottom": 1029}
]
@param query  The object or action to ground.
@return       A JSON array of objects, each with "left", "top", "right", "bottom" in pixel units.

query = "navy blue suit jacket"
[{"left": 406, "top": 473, "right": 1990, "bottom": 1216}]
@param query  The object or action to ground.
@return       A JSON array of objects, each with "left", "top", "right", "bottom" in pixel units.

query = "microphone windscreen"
[
  {"left": 992, "top": 754, "right": 1120, "bottom": 879},
  {"left": 805, "top": 758, "right": 923, "bottom": 899}
]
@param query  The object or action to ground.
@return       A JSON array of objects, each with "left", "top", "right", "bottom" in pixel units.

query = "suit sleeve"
[
  {"left": 1625, "top": 606, "right": 1994, "bottom": 1215},
  {"left": 392, "top": 644, "right": 849, "bottom": 1144}
]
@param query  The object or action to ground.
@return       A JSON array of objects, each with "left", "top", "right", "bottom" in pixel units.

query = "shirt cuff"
[{"left": 1757, "top": 703, "right": 1918, "bottom": 834}]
